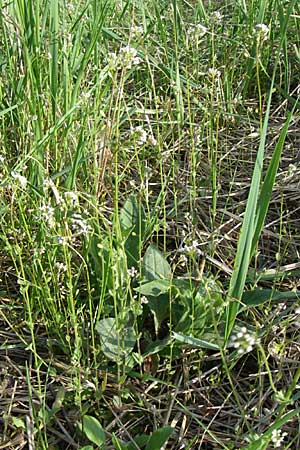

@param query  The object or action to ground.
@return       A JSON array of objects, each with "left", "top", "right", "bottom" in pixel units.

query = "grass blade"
[{"left": 224, "top": 0, "right": 297, "bottom": 343}]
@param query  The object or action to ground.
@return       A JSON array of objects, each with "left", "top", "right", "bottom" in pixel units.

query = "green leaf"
[
  {"left": 80, "top": 446, "right": 94, "bottom": 450},
  {"left": 145, "top": 426, "right": 173, "bottom": 450},
  {"left": 52, "top": 386, "right": 65, "bottom": 411},
  {"left": 12, "top": 417, "right": 26, "bottom": 430},
  {"left": 242, "top": 289, "right": 300, "bottom": 307},
  {"left": 172, "top": 331, "right": 220, "bottom": 350},
  {"left": 96, "top": 318, "right": 136, "bottom": 362},
  {"left": 224, "top": 1, "right": 298, "bottom": 343},
  {"left": 135, "top": 279, "right": 170, "bottom": 296},
  {"left": 82, "top": 415, "right": 105, "bottom": 447},
  {"left": 120, "top": 195, "right": 146, "bottom": 268},
  {"left": 120, "top": 195, "right": 140, "bottom": 232},
  {"left": 142, "top": 244, "right": 171, "bottom": 281}
]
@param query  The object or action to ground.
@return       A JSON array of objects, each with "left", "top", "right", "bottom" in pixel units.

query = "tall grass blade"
[
  {"left": 224, "top": 0, "right": 297, "bottom": 343},
  {"left": 49, "top": 0, "right": 59, "bottom": 118},
  {"left": 251, "top": 106, "right": 298, "bottom": 257}
]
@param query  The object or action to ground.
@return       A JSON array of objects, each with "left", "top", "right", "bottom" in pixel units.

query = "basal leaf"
[
  {"left": 135, "top": 279, "right": 170, "bottom": 296},
  {"left": 96, "top": 318, "right": 136, "bottom": 361},
  {"left": 120, "top": 195, "right": 146, "bottom": 267},
  {"left": 142, "top": 244, "right": 171, "bottom": 281},
  {"left": 82, "top": 415, "right": 105, "bottom": 447},
  {"left": 145, "top": 426, "right": 173, "bottom": 450}
]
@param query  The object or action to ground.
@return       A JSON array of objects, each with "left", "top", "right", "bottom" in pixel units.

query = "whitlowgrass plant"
[{"left": 0, "top": 0, "right": 300, "bottom": 448}]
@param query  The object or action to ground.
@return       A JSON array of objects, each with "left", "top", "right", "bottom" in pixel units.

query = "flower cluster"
[
  {"left": 130, "top": 25, "right": 143, "bottom": 39},
  {"left": 107, "top": 45, "right": 142, "bottom": 70},
  {"left": 70, "top": 213, "right": 92, "bottom": 236},
  {"left": 229, "top": 326, "right": 260, "bottom": 355},
  {"left": 40, "top": 203, "right": 56, "bottom": 228},
  {"left": 187, "top": 23, "right": 208, "bottom": 43},
  {"left": 127, "top": 266, "right": 138, "bottom": 278},
  {"left": 271, "top": 429, "right": 287, "bottom": 448},
  {"left": 181, "top": 240, "right": 200, "bottom": 255},
  {"left": 11, "top": 172, "right": 27, "bottom": 189},
  {"left": 254, "top": 23, "right": 270, "bottom": 41},
  {"left": 208, "top": 67, "right": 221, "bottom": 78},
  {"left": 130, "top": 126, "right": 157, "bottom": 146}
]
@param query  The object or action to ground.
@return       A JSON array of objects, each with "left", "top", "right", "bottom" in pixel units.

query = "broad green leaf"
[
  {"left": 172, "top": 332, "right": 220, "bottom": 350},
  {"left": 242, "top": 289, "right": 300, "bottom": 307},
  {"left": 120, "top": 195, "right": 141, "bottom": 232},
  {"left": 120, "top": 195, "right": 146, "bottom": 268},
  {"left": 82, "top": 415, "right": 105, "bottom": 447},
  {"left": 145, "top": 426, "right": 173, "bottom": 450},
  {"left": 51, "top": 386, "right": 65, "bottom": 413},
  {"left": 96, "top": 318, "right": 136, "bottom": 362},
  {"left": 135, "top": 279, "right": 170, "bottom": 296},
  {"left": 142, "top": 244, "right": 171, "bottom": 281}
]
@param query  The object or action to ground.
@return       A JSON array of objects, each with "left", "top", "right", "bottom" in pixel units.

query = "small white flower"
[
  {"left": 148, "top": 135, "right": 157, "bottom": 146},
  {"left": 70, "top": 215, "right": 91, "bottom": 236},
  {"left": 208, "top": 67, "right": 221, "bottom": 78},
  {"left": 127, "top": 266, "right": 138, "bottom": 278},
  {"left": 130, "top": 126, "right": 147, "bottom": 145},
  {"left": 0, "top": 155, "right": 5, "bottom": 164},
  {"left": 271, "top": 429, "right": 287, "bottom": 448},
  {"left": 57, "top": 236, "right": 68, "bottom": 246},
  {"left": 11, "top": 172, "right": 27, "bottom": 188},
  {"left": 130, "top": 25, "right": 143, "bottom": 38},
  {"left": 64, "top": 191, "right": 79, "bottom": 206},
  {"left": 141, "top": 296, "right": 148, "bottom": 304},
  {"left": 119, "top": 45, "right": 142, "bottom": 69},
  {"left": 187, "top": 23, "right": 208, "bottom": 43},
  {"left": 55, "top": 262, "right": 68, "bottom": 272},
  {"left": 107, "top": 51, "right": 119, "bottom": 68},
  {"left": 288, "top": 163, "right": 297, "bottom": 176},
  {"left": 40, "top": 203, "right": 56, "bottom": 228},
  {"left": 230, "top": 326, "right": 260, "bottom": 355},
  {"left": 254, "top": 23, "right": 270, "bottom": 41}
]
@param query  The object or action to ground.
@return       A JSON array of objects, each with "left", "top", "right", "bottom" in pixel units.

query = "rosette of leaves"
[{"left": 136, "top": 244, "right": 224, "bottom": 350}]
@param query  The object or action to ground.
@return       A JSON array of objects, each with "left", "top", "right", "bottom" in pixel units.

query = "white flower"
[
  {"left": 57, "top": 236, "right": 68, "bottom": 246},
  {"left": 254, "top": 23, "right": 269, "bottom": 41},
  {"left": 182, "top": 240, "right": 199, "bottom": 254},
  {"left": 119, "top": 46, "right": 142, "bottom": 69},
  {"left": 55, "top": 262, "right": 67, "bottom": 272},
  {"left": 271, "top": 429, "right": 287, "bottom": 448},
  {"left": 230, "top": 326, "right": 260, "bottom": 355},
  {"left": 11, "top": 172, "right": 27, "bottom": 188},
  {"left": 0, "top": 155, "right": 5, "bottom": 164},
  {"left": 208, "top": 67, "right": 221, "bottom": 78},
  {"left": 212, "top": 10, "right": 223, "bottom": 23},
  {"left": 288, "top": 163, "right": 297, "bottom": 176},
  {"left": 70, "top": 215, "right": 91, "bottom": 236},
  {"left": 187, "top": 23, "right": 208, "bottom": 42},
  {"left": 148, "top": 135, "right": 157, "bottom": 146},
  {"left": 64, "top": 191, "right": 78, "bottom": 206},
  {"left": 130, "top": 25, "right": 143, "bottom": 38},
  {"left": 127, "top": 266, "right": 138, "bottom": 278},
  {"left": 130, "top": 125, "right": 147, "bottom": 145},
  {"left": 107, "top": 51, "right": 119, "bottom": 68},
  {"left": 40, "top": 203, "right": 56, "bottom": 228},
  {"left": 141, "top": 296, "right": 148, "bottom": 304}
]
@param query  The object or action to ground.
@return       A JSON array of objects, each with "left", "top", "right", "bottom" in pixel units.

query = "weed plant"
[{"left": 0, "top": 0, "right": 300, "bottom": 448}]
